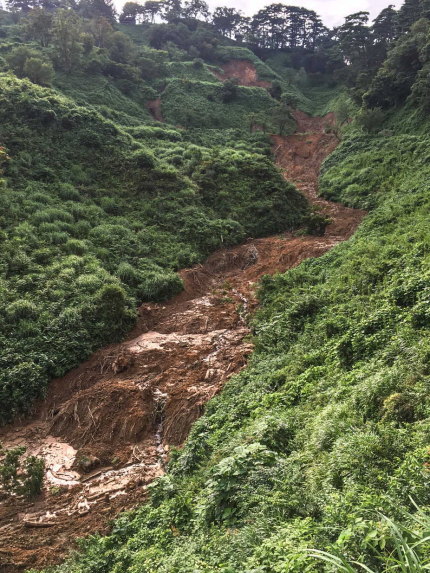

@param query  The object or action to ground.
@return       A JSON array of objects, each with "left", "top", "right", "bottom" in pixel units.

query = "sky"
[
  {"left": 113, "top": 0, "right": 405, "bottom": 28},
  {"left": 204, "top": 0, "right": 404, "bottom": 27}
]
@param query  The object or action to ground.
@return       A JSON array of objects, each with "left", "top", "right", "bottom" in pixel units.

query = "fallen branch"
[{"left": 24, "top": 520, "right": 57, "bottom": 528}]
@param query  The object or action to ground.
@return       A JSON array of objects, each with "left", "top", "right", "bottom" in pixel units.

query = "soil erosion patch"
[{"left": 213, "top": 59, "right": 272, "bottom": 88}]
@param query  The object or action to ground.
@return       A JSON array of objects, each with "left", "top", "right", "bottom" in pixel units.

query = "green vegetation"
[
  {"left": 0, "top": 444, "right": 45, "bottom": 498},
  {"left": 310, "top": 507, "right": 430, "bottom": 571},
  {"left": 161, "top": 79, "right": 277, "bottom": 129},
  {"left": 44, "top": 104, "right": 430, "bottom": 571},
  {"left": 35, "top": 0, "right": 430, "bottom": 566},
  {"left": 0, "top": 71, "right": 306, "bottom": 423}
]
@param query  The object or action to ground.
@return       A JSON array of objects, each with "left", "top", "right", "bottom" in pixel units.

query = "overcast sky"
[
  {"left": 114, "top": 0, "right": 405, "bottom": 28},
  {"left": 110, "top": 0, "right": 405, "bottom": 27},
  {"left": 204, "top": 0, "right": 403, "bottom": 27}
]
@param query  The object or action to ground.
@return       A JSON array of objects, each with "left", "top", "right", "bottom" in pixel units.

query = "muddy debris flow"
[{"left": 0, "top": 107, "right": 365, "bottom": 571}]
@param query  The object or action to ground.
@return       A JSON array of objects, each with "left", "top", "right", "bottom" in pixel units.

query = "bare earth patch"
[{"left": 212, "top": 59, "right": 272, "bottom": 88}]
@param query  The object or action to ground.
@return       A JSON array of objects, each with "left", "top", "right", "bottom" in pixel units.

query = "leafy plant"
[
  {"left": 0, "top": 444, "right": 45, "bottom": 498},
  {"left": 309, "top": 507, "right": 430, "bottom": 572}
]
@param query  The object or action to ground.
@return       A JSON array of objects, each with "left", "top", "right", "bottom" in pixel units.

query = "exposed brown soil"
[
  {"left": 213, "top": 59, "right": 272, "bottom": 88},
  {"left": 0, "top": 108, "right": 365, "bottom": 572},
  {"left": 146, "top": 98, "right": 163, "bottom": 122}
]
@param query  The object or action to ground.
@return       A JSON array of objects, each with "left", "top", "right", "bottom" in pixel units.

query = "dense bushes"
[
  {"left": 6, "top": 45, "right": 54, "bottom": 85},
  {"left": 0, "top": 445, "right": 45, "bottom": 498},
  {"left": 161, "top": 78, "right": 277, "bottom": 129},
  {"left": 191, "top": 149, "right": 307, "bottom": 235}
]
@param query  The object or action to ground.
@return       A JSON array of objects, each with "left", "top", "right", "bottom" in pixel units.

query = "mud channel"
[{"left": 0, "top": 110, "right": 365, "bottom": 571}]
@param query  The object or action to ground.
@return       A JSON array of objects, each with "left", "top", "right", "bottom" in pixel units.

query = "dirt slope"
[
  {"left": 146, "top": 98, "right": 163, "bottom": 122},
  {"left": 213, "top": 60, "right": 272, "bottom": 88},
  {"left": 0, "top": 111, "right": 365, "bottom": 572}
]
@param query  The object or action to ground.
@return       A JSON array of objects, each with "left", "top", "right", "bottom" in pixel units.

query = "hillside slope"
[
  {"left": 3, "top": 2, "right": 430, "bottom": 571},
  {"left": 0, "top": 108, "right": 365, "bottom": 571}
]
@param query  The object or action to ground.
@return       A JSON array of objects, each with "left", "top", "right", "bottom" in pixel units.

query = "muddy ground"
[{"left": 0, "top": 68, "right": 365, "bottom": 572}]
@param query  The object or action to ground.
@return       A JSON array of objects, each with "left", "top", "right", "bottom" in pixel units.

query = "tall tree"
[
  {"left": 397, "top": 0, "right": 421, "bottom": 33},
  {"left": 364, "top": 18, "right": 429, "bottom": 108},
  {"left": 24, "top": 7, "right": 53, "bottom": 46},
  {"left": 212, "top": 6, "right": 242, "bottom": 39},
  {"left": 52, "top": 8, "right": 82, "bottom": 71},
  {"left": 183, "top": 0, "right": 209, "bottom": 21},
  {"left": 119, "top": 1, "right": 142, "bottom": 24},
  {"left": 372, "top": 4, "right": 398, "bottom": 46},
  {"left": 420, "top": 0, "right": 430, "bottom": 19},
  {"left": 234, "top": 15, "right": 250, "bottom": 42},
  {"left": 250, "top": 4, "right": 325, "bottom": 50},
  {"left": 337, "top": 11, "right": 371, "bottom": 68},
  {"left": 144, "top": 0, "right": 162, "bottom": 22},
  {"left": 370, "top": 5, "right": 398, "bottom": 68},
  {"left": 6, "top": 0, "right": 35, "bottom": 14},
  {"left": 90, "top": 15, "right": 113, "bottom": 47},
  {"left": 305, "top": 11, "right": 326, "bottom": 49},
  {"left": 78, "top": 0, "right": 116, "bottom": 23},
  {"left": 108, "top": 30, "right": 134, "bottom": 62},
  {"left": 37, "top": 0, "right": 70, "bottom": 11},
  {"left": 160, "top": 0, "right": 182, "bottom": 22}
]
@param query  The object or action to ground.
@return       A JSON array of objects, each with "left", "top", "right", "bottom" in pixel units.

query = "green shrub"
[
  {"left": 356, "top": 107, "right": 386, "bottom": 133},
  {"left": 0, "top": 445, "right": 45, "bottom": 498},
  {"left": 6, "top": 299, "right": 38, "bottom": 320},
  {"left": 19, "top": 455, "right": 45, "bottom": 497},
  {"left": 138, "top": 268, "right": 183, "bottom": 302},
  {"left": 92, "top": 284, "right": 135, "bottom": 336},
  {"left": 57, "top": 183, "right": 81, "bottom": 201},
  {"left": 33, "top": 208, "right": 74, "bottom": 225},
  {"left": 117, "top": 261, "right": 140, "bottom": 286},
  {"left": 6, "top": 45, "right": 40, "bottom": 76},
  {"left": 23, "top": 57, "right": 54, "bottom": 86},
  {"left": 64, "top": 239, "right": 87, "bottom": 255},
  {"left": 131, "top": 148, "right": 156, "bottom": 169}
]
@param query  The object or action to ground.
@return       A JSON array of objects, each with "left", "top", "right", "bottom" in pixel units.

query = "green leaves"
[
  {"left": 0, "top": 58, "right": 308, "bottom": 422},
  {"left": 0, "top": 445, "right": 45, "bottom": 498},
  {"left": 196, "top": 443, "right": 277, "bottom": 526},
  {"left": 309, "top": 509, "right": 430, "bottom": 572}
]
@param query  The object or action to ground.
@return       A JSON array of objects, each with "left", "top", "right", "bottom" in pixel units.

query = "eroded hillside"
[{"left": 0, "top": 108, "right": 365, "bottom": 571}]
